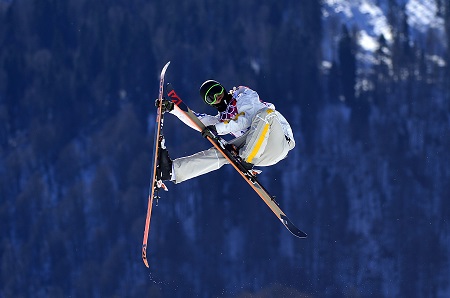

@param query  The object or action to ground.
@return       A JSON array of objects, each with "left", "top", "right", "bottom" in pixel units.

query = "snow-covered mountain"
[{"left": 322, "top": 0, "right": 446, "bottom": 63}]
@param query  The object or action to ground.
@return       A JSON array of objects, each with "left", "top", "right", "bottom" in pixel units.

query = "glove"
[
  {"left": 201, "top": 125, "right": 217, "bottom": 138},
  {"left": 155, "top": 98, "right": 174, "bottom": 113},
  {"left": 225, "top": 143, "right": 239, "bottom": 156}
]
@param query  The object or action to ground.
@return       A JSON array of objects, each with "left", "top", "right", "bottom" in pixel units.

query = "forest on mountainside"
[{"left": 1, "top": 0, "right": 449, "bottom": 297}]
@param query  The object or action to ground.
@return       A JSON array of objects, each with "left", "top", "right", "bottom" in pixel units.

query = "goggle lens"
[{"left": 205, "top": 84, "right": 224, "bottom": 105}]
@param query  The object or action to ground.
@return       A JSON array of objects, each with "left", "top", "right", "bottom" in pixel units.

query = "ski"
[
  {"left": 142, "top": 61, "right": 171, "bottom": 268},
  {"left": 166, "top": 83, "right": 307, "bottom": 238}
]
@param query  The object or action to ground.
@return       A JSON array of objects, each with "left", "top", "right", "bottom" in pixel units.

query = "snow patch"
[
  {"left": 321, "top": 60, "right": 332, "bottom": 70},
  {"left": 250, "top": 58, "right": 261, "bottom": 75},
  {"left": 359, "top": 0, "right": 393, "bottom": 41},
  {"left": 406, "top": 0, "right": 444, "bottom": 32},
  {"left": 359, "top": 30, "right": 379, "bottom": 52},
  {"left": 322, "top": 0, "right": 445, "bottom": 59},
  {"left": 322, "top": 0, "right": 392, "bottom": 45},
  {"left": 427, "top": 55, "right": 446, "bottom": 67},
  {"left": 323, "top": 0, "right": 353, "bottom": 17}
]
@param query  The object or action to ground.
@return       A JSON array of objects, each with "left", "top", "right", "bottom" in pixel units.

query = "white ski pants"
[{"left": 172, "top": 108, "right": 293, "bottom": 183}]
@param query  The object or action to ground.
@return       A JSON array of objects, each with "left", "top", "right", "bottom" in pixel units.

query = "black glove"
[
  {"left": 225, "top": 143, "right": 239, "bottom": 156},
  {"left": 201, "top": 125, "right": 217, "bottom": 138},
  {"left": 155, "top": 98, "right": 174, "bottom": 113}
]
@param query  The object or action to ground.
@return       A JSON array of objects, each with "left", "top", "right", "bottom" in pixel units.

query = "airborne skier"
[
  {"left": 156, "top": 80, "right": 296, "bottom": 183},
  {"left": 143, "top": 65, "right": 305, "bottom": 268}
]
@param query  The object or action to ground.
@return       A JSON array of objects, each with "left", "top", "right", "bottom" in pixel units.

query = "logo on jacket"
[{"left": 219, "top": 98, "right": 239, "bottom": 122}]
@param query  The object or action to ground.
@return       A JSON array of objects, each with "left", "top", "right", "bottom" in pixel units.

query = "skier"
[{"left": 156, "top": 80, "right": 296, "bottom": 183}]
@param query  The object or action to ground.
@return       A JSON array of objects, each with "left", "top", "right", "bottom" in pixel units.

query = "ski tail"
[{"left": 142, "top": 61, "right": 171, "bottom": 268}]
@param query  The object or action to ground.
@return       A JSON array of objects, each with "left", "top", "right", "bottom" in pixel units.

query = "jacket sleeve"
[
  {"left": 215, "top": 87, "right": 262, "bottom": 135},
  {"left": 170, "top": 108, "right": 218, "bottom": 132}
]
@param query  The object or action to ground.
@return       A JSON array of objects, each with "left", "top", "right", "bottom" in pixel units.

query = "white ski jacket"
[{"left": 171, "top": 86, "right": 295, "bottom": 149}]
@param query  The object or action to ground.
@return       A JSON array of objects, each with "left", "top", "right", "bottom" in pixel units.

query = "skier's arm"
[
  {"left": 215, "top": 87, "right": 259, "bottom": 135},
  {"left": 157, "top": 98, "right": 219, "bottom": 132},
  {"left": 170, "top": 105, "right": 219, "bottom": 132},
  {"left": 169, "top": 107, "right": 201, "bottom": 131},
  {"left": 214, "top": 107, "right": 251, "bottom": 135}
]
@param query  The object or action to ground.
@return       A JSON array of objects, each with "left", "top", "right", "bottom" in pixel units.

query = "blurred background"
[{"left": 1, "top": 0, "right": 449, "bottom": 297}]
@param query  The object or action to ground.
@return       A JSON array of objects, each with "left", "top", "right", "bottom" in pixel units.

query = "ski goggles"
[{"left": 204, "top": 83, "right": 225, "bottom": 105}]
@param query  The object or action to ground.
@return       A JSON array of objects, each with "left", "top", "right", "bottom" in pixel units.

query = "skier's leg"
[
  {"left": 253, "top": 117, "right": 290, "bottom": 166},
  {"left": 172, "top": 147, "right": 228, "bottom": 183},
  {"left": 240, "top": 109, "right": 290, "bottom": 167},
  {"left": 228, "top": 133, "right": 247, "bottom": 148}
]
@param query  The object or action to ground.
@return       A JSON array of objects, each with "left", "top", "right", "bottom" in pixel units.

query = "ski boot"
[{"left": 156, "top": 148, "right": 173, "bottom": 181}]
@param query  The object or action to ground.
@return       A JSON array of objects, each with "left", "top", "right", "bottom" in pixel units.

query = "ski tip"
[
  {"left": 160, "top": 61, "right": 171, "bottom": 78},
  {"left": 143, "top": 258, "right": 149, "bottom": 268},
  {"left": 287, "top": 224, "right": 307, "bottom": 238},
  {"left": 142, "top": 245, "right": 150, "bottom": 268},
  {"left": 295, "top": 230, "right": 308, "bottom": 238},
  {"left": 291, "top": 228, "right": 307, "bottom": 238},
  {"left": 280, "top": 215, "right": 307, "bottom": 238}
]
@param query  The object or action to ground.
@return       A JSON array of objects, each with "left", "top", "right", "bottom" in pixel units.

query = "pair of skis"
[
  {"left": 141, "top": 62, "right": 170, "bottom": 268},
  {"left": 142, "top": 62, "right": 306, "bottom": 268}
]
